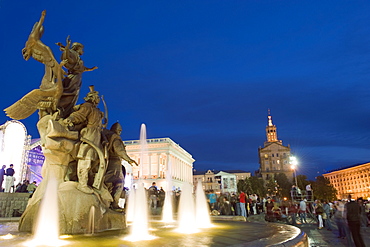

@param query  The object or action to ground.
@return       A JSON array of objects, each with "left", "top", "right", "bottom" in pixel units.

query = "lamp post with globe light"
[{"left": 290, "top": 156, "right": 298, "bottom": 187}]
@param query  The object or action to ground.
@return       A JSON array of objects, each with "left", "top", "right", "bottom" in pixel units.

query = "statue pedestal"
[{"left": 19, "top": 181, "right": 126, "bottom": 234}]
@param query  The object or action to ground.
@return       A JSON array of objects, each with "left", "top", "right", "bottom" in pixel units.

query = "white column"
[
  {"left": 179, "top": 159, "right": 182, "bottom": 181},
  {"left": 148, "top": 154, "right": 152, "bottom": 178},
  {"left": 157, "top": 153, "right": 160, "bottom": 177}
]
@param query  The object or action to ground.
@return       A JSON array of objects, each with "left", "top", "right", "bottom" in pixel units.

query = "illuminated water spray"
[
  {"left": 25, "top": 178, "right": 67, "bottom": 246},
  {"left": 161, "top": 167, "right": 174, "bottom": 223},
  {"left": 176, "top": 183, "right": 199, "bottom": 234},
  {"left": 124, "top": 123, "right": 156, "bottom": 241},
  {"left": 195, "top": 180, "right": 212, "bottom": 228}
]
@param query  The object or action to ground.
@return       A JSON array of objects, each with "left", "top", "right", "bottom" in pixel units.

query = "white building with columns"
[
  {"left": 23, "top": 136, "right": 195, "bottom": 192},
  {"left": 123, "top": 137, "right": 195, "bottom": 190}
]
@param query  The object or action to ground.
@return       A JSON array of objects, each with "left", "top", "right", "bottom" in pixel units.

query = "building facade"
[
  {"left": 193, "top": 170, "right": 220, "bottom": 192},
  {"left": 323, "top": 162, "right": 370, "bottom": 200},
  {"left": 26, "top": 137, "right": 194, "bottom": 192},
  {"left": 124, "top": 137, "right": 195, "bottom": 190},
  {"left": 193, "top": 169, "right": 250, "bottom": 194},
  {"left": 258, "top": 113, "right": 293, "bottom": 182}
]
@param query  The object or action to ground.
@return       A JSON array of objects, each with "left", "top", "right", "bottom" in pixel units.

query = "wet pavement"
[
  {"left": 297, "top": 222, "right": 369, "bottom": 247},
  {"left": 0, "top": 216, "right": 304, "bottom": 247},
  {"left": 0, "top": 216, "right": 369, "bottom": 246},
  {"left": 242, "top": 213, "right": 370, "bottom": 247}
]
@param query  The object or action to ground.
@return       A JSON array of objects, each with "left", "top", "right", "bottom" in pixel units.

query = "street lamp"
[{"left": 290, "top": 156, "right": 298, "bottom": 187}]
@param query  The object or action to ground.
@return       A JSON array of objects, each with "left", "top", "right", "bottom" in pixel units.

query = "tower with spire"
[
  {"left": 258, "top": 110, "right": 293, "bottom": 183},
  {"left": 265, "top": 109, "right": 280, "bottom": 144}
]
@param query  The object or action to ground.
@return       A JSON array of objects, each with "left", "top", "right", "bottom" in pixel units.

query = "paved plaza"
[
  {"left": 298, "top": 222, "right": 369, "bottom": 247},
  {"left": 0, "top": 216, "right": 369, "bottom": 246}
]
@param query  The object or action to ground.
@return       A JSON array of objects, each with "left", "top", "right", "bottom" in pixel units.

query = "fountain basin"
[{"left": 1, "top": 218, "right": 307, "bottom": 247}]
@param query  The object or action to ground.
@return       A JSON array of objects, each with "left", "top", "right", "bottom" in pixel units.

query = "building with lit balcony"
[
  {"left": 257, "top": 112, "right": 293, "bottom": 182},
  {"left": 323, "top": 162, "right": 370, "bottom": 200}
]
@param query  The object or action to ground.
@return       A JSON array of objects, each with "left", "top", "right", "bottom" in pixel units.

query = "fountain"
[
  {"left": 0, "top": 10, "right": 307, "bottom": 247},
  {"left": 87, "top": 206, "right": 95, "bottom": 236},
  {"left": 176, "top": 183, "right": 199, "bottom": 234},
  {"left": 125, "top": 186, "right": 135, "bottom": 222},
  {"left": 195, "top": 180, "right": 213, "bottom": 228},
  {"left": 24, "top": 178, "right": 68, "bottom": 247},
  {"left": 161, "top": 169, "right": 175, "bottom": 223},
  {"left": 124, "top": 123, "right": 156, "bottom": 241}
]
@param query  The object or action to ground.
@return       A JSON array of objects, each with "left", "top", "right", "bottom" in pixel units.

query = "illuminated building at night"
[
  {"left": 323, "top": 162, "right": 370, "bottom": 200},
  {"left": 123, "top": 137, "right": 194, "bottom": 190},
  {"left": 193, "top": 170, "right": 251, "bottom": 193},
  {"left": 26, "top": 137, "right": 194, "bottom": 191},
  {"left": 257, "top": 112, "right": 293, "bottom": 182}
]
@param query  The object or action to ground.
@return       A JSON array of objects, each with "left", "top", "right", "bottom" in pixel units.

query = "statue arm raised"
[{"left": 84, "top": 66, "right": 98, "bottom": 72}]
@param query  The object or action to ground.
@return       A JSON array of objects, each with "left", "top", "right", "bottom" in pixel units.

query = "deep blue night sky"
[{"left": 1, "top": 1, "right": 370, "bottom": 179}]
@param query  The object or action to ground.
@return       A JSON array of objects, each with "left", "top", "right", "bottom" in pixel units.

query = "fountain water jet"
[
  {"left": 86, "top": 206, "right": 95, "bottom": 235},
  {"left": 125, "top": 185, "right": 136, "bottom": 222},
  {"left": 176, "top": 183, "right": 199, "bottom": 234},
  {"left": 124, "top": 123, "right": 156, "bottom": 241},
  {"left": 24, "top": 178, "right": 68, "bottom": 247},
  {"left": 124, "top": 182, "right": 156, "bottom": 241},
  {"left": 161, "top": 167, "right": 175, "bottom": 223},
  {"left": 195, "top": 180, "right": 213, "bottom": 228}
]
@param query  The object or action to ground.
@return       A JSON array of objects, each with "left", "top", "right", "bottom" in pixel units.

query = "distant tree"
[
  {"left": 296, "top": 175, "right": 309, "bottom": 190},
  {"left": 249, "top": 176, "right": 266, "bottom": 197},
  {"left": 237, "top": 179, "right": 247, "bottom": 193},
  {"left": 265, "top": 178, "right": 278, "bottom": 197},
  {"left": 312, "top": 176, "right": 337, "bottom": 201},
  {"left": 274, "top": 173, "right": 292, "bottom": 198}
]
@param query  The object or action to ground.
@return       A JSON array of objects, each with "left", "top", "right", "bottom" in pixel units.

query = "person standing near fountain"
[
  {"left": 4, "top": 164, "right": 15, "bottom": 193},
  {"left": 239, "top": 191, "right": 247, "bottom": 218},
  {"left": 0, "top": 165, "right": 6, "bottom": 192},
  {"left": 103, "top": 122, "right": 138, "bottom": 209},
  {"left": 63, "top": 86, "right": 103, "bottom": 194},
  {"left": 148, "top": 182, "right": 158, "bottom": 209}
]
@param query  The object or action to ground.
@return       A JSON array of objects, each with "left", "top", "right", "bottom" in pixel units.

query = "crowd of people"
[
  {"left": 205, "top": 190, "right": 369, "bottom": 247},
  {"left": 0, "top": 164, "right": 38, "bottom": 195},
  {"left": 205, "top": 190, "right": 265, "bottom": 217}
]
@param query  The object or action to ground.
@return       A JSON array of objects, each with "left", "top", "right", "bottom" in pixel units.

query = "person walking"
[
  {"left": 333, "top": 201, "right": 349, "bottom": 239},
  {"left": 345, "top": 195, "right": 366, "bottom": 247},
  {"left": 0, "top": 165, "right": 6, "bottom": 192},
  {"left": 299, "top": 199, "right": 308, "bottom": 224},
  {"left": 4, "top": 164, "right": 15, "bottom": 193},
  {"left": 265, "top": 197, "right": 274, "bottom": 222},
  {"left": 315, "top": 200, "right": 324, "bottom": 229},
  {"left": 323, "top": 200, "right": 333, "bottom": 231}
]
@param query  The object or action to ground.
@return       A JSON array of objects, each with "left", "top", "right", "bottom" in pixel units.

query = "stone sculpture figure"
[
  {"left": 9, "top": 11, "right": 126, "bottom": 234},
  {"left": 56, "top": 36, "right": 98, "bottom": 118},
  {"left": 63, "top": 86, "right": 104, "bottom": 194},
  {"left": 103, "top": 122, "right": 138, "bottom": 209},
  {"left": 4, "top": 10, "right": 64, "bottom": 120}
]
